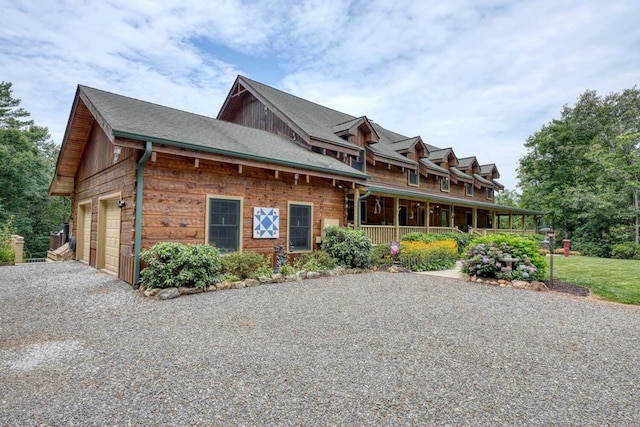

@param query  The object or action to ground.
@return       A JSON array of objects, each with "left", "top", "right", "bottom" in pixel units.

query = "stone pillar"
[{"left": 10, "top": 235, "right": 24, "bottom": 264}]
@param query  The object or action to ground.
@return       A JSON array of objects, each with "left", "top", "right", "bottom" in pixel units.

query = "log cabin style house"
[{"left": 49, "top": 75, "right": 542, "bottom": 285}]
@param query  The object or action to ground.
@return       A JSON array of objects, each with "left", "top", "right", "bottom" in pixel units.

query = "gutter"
[
  {"left": 357, "top": 188, "right": 371, "bottom": 229},
  {"left": 133, "top": 141, "right": 153, "bottom": 287}
]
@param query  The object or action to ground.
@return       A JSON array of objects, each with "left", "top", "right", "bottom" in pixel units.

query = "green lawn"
[{"left": 547, "top": 255, "right": 640, "bottom": 305}]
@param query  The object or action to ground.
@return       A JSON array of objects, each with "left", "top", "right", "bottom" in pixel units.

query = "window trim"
[
  {"left": 486, "top": 188, "right": 494, "bottom": 200},
  {"left": 440, "top": 177, "right": 450, "bottom": 192},
  {"left": 287, "top": 201, "right": 313, "bottom": 253},
  {"left": 205, "top": 195, "right": 243, "bottom": 253},
  {"left": 465, "top": 183, "right": 474, "bottom": 197},
  {"left": 408, "top": 168, "right": 419, "bottom": 187}
]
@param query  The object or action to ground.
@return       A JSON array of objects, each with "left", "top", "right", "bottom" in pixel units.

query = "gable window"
[
  {"left": 487, "top": 188, "right": 494, "bottom": 200},
  {"left": 465, "top": 183, "right": 474, "bottom": 196},
  {"left": 441, "top": 177, "right": 450, "bottom": 192},
  {"left": 288, "top": 203, "right": 312, "bottom": 252},
  {"left": 351, "top": 149, "right": 365, "bottom": 172},
  {"left": 408, "top": 168, "right": 419, "bottom": 186},
  {"left": 207, "top": 197, "right": 241, "bottom": 253}
]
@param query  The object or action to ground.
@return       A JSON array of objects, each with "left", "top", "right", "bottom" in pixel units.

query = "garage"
[{"left": 77, "top": 201, "right": 92, "bottom": 263}]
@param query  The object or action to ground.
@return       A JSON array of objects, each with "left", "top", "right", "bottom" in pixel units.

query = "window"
[
  {"left": 346, "top": 200, "right": 367, "bottom": 223},
  {"left": 441, "top": 177, "right": 450, "bottom": 192},
  {"left": 288, "top": 203, "right": 312, "bottom": 252},
  {"left": 408, "top": 168, "right": 419, "bottom": 186},
  {"left": 207, "top": 197, "right": 241, "bottom": 253},
  {"left": 486, "top": 188, "right": 494, "bottom": 200},
  {"left": 465, "top": 183, "right": 474, "bottom": 196},
  {"left": 351, "top": 149, "right": 365, "bottom": 172}
]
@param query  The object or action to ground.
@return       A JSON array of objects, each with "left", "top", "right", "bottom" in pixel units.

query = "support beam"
[
  {"left": 473, "top": 206, "right": 478, "bottom": 229},
  {"left": 274, "top": 170, "right": 279, "bottom": 179},
  {"left": 194, "top": 158, "right": 199, "bottom": 168},
  {"left": 238, "top": 164, "right": 242, "bottom": 174},
  {"left": 426, "top": 201, "right": 430, "bottom": 233},
  {"left": 394, "top": 197, "right": 400, "bottom": 242},
  {"left": 151, "top": 151, "right": 157, "bottom": 163}
]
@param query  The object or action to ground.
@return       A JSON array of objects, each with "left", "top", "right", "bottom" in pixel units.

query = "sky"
[{"left": 2, "top": 0, "right": 639, "bottom": 190}]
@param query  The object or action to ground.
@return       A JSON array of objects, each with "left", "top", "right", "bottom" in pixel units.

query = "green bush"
[
  {"left": 401, "top": 232, "right": 439, "bottom": 244},
  {"left": 371, "top": 243, "right": 396, "bottom": 267},
  {"left": 221, "top": 251, "right": 271, "bottom": 279},
  {"left": 0, "top": 217, "right": 16, "bottom": 263},
  {"left": 0, "top": 245, "right": 15, "bottom": 263},
  {"left": 611, "top": 242, "right": 640, "bottom": 260},
  {"left": 462, "top": 234, "right": 546, "bottom": 280},
  {"left": 140, "top": 242, "right": 221, "bottom": 289},
  {"left": 440, "top": 233, "right": 475, "bottom": 255},
  {"left": 322, "top": 226, "right": 372, "bottom": 269},
  {"left": 294, "top": 250, "right": 337, "bottom": 271}
]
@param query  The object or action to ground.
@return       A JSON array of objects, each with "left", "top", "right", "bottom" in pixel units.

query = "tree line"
[
  {"left": 516, "top": 87, "right": 640, "bottom": 258},
  {"left": 0, "top": 82, "right": 69, "bottom": 258}
]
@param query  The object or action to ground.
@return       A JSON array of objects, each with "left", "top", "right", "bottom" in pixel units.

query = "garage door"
[
  {"left": 103, "top": 198, "right": 120, "bottom": 274},
  {"left": 80, "top": 203, "right": 91, "bottom": 263}
]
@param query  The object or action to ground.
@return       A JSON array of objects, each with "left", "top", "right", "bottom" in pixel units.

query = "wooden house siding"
[{"left": 140, "top": 152, "right": 345, "bottom": 255}]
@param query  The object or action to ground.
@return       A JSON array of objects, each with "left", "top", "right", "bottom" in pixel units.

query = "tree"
[
  {"left": 495, "top": 188, "right": 520, "bottom": 207},
  {"left": 0, "top": 82, "right": 69, "bottom": 258},
  {"left": 518, "top": 87, "right": 640, "bottom": 257}
]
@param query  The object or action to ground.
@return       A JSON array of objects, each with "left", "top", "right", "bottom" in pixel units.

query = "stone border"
[
  {"left": 140, "top": 267, "right": 371, "bottom": 300},
  {"left": 465, "top": 275, "right": 549, "bottom": 292}
]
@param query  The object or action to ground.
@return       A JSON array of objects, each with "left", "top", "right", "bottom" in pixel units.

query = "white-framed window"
[
  {"left": 206, "top": 196, "right": 242, "bottom": 253},
  {"left": 465, "top": 183, "right": 474, "bottom": 196},
  {"left": 486, "top": 188, "right": 494, "bottom": 200},
  {"left": 441, "top": 177, "right": 450, "bottom": 192},
  {"left": 408, "top": 168, "right": 419, "bottom": 186},
  {"left": 288, "top": 202, "right": 312, "bottom": 252}
]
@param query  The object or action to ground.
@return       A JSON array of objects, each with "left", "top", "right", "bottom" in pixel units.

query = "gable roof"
[
  {"left": 457, "top": 156, "right": 479, "bottom": 170},
  {"left": 50, "top": 85, "right": 369, "bottom": 195},
  {"left": 480, "top": 163, "right": 500, "bottom": 178}
]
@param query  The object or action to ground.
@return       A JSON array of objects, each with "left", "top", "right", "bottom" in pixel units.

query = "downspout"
[
  {"left": 133, "top": 141, "right": 153, "bottom": 287},
  {"left": 357, "top": 188, "right": 371, "bottom": 229}
]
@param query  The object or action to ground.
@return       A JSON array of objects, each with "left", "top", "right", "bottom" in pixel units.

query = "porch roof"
[{"left": 366, "top": 184, "right": 544, "bottom": 215}]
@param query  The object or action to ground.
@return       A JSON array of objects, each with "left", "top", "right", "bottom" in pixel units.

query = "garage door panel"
[{"left": 103, "top": 198, "right": 120, "bottom": 274}]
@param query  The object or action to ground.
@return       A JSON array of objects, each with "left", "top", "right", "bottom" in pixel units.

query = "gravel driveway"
[{"left": 1, "top": 262, "right": 639, "bottom": 426}]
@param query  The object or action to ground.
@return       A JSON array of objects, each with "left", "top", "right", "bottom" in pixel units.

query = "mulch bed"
[{"left": 548, "top": 279, "right": 590, "bottom": 297}]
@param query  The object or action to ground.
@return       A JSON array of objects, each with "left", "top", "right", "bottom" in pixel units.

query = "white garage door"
[{"left": 103, "top": 198, "right": 120, "bottom": 274}]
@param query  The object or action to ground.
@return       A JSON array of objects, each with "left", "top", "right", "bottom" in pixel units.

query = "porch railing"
[
  {"left": 361, "top": 225, "right": 536, "bottom": 245},
  {"left": 361, "top": 225, "right": 395, "bottom": 245}
]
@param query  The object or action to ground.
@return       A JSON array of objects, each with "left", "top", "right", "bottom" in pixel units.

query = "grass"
[{"left": 547, "top": 255, "right": 640, "bottom": 305}]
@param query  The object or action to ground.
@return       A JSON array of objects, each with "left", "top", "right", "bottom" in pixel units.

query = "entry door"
[
  {"left": 466, "top": 212, "right": 473, "bottom": 228},
  {"left": 78, "top": 202, "right": 91, "bottom": 263},
  {"left": 101, "top": 197, "right": 121, "bottom": 274}
]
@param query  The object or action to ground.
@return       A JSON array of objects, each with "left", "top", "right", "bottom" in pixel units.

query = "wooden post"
[
  {"left": 450, "top": 205, "right": 455, "bottom": 230},
  {"left": 522, "top": 215, "right": 526, "bottom": 231},
  {"left": 493, "top": 211, "right": 497, "bottom": 231},
  {"left": 472, "top": 207, "right": 478, "bottom": 229},
  {"left": 426, "top": 201, "right": 430, "bottom": 233},
  {"left": 508, "top": 213, "right": 513, "bottom": 230},
  {"left": 353, "top": 188, "right": 360, "bottom": 228},
  {"left": 394, "top": 197, "right": 399, "bottom": 242}
]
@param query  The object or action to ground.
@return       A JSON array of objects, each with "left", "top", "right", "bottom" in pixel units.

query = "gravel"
[{"left": 1, "top": 262, "right": 639, "bottom": 426}]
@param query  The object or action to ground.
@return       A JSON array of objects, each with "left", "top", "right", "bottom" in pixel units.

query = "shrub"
[
  {"left": 0, "top": 245, "right": 15, "bottom": 263},
  {"left": 461, "top": 240, "right": 544, "bottom": 281},
  {"left": 140, "top": 242, "right": 221, "bottom": 289},
  {"left": 294, "top": 250, "right": 337, "bottom": 271},
  {"left": 0, "top": 217, "right": 16, "bottom": 263},
  {"left": 371, "top": 243, "right": 396, "bottom": 267},
  {"left": 399, "top": 240, "right": 458, "bottom": 271},
  {"left": 611, "top": 242, "right": 640, "bottom": 260},
  {"left": 401, "top": 232, "right": 473, "bottom": 255},
  {"left": 221, "top": 251, "right": 271, "bottom": 279},
  {"left": 468, "top": 234, "right": 546, "bottom": 276},
  {"left": 401, "top": 232, "right": 439, "bottom": 244},
  {"left": 440, "top": 232, "right": 475, "bottom": 255},
  {"left": 322, "top": 227, "right": 372, "bottom": 269}
]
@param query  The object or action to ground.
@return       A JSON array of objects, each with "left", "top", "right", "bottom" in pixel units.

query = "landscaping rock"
[
  {"left": 231, "top": 281, "right": 246, "bottom": 289},
  {"left": 158, "top": 288, "right": 180, "bottom": 300},
  {"left": 470, "top": 276, "right": 477, "bottom": 282},
  {"left": 144, "top": 288, "right": 162, "bottom": 297},
  {"left": 388, "top": 265, "right": 399, "bottom": 273},
  {"left": 258, "top": 276, "right": 273, "bottom": 284},
  {"left": 272, "top": 273, "right": 284, "bottom": 283},
  {"left": 531, "top": 281, "right": 549, "bottom": 292},
  {"left": 512, "top": 280, "right": 528, "bottom": 289},
  {"left": 207, "top": 285, "right": 217, "bottom": 292},
  {"left": 216, "top": 281, "right": 232, "bottom": 291},
  {"left": 297, "top": 271, "right": 307, "bottom": 280},
  {"left": 245, "top": 278, "right": 260, "bottom": 287},
  {"left": 306, "top": 271, "right": 320, "bottom": 279},
  {"left": 285, "top": 274, "right": 298, "bottom": 282},
  {"left": 178, "top": 286, "right": 203, "bottom": 295}
]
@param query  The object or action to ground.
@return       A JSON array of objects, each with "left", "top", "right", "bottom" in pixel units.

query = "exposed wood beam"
[
  {"left": 238, "top": 164, "right": 242, "bottom": 174},
  {"left": 194, "top": 158, "right": 199, "bottom": 168},
  {"left": 306, "top": 175, "right": 310, "bottom": 184},
  {"left": 151, "top": 152, "right": 157, "bottom": 163},
  {"left": 274, "top": 170, "right": 279, "bottom": 179}
]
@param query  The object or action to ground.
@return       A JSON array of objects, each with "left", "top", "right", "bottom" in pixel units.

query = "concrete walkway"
[{"left": 416, "top": 260, "right": 463, "bottom": 279}]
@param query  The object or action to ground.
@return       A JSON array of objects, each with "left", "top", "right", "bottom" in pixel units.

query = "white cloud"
[{"left": 2, "top": 0, "right": 639, "bottom": 189}]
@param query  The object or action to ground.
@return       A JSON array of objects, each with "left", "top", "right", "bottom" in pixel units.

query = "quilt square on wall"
[{"left": 253, "top": 207, "right": 279, "bottom": 238}]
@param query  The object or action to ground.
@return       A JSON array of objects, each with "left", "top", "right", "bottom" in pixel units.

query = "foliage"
[
  {"left": 551, "top": 256, "right": 640, "bottom": 305},
  {"left": 611, "top": 242, "right": 640, "bottom": 260},
  {"left": 371, "top": 243, "right": 396, "bottom": 267},
  {"left": 518, "top": 87, "right": 640, "bottom": 257},
  {"left": 321, "top": 226, "right": 372, "bottom": 269},
  {"left": 221, "top": 251, "right": 271, "bottom": 279},
  {"left": 398, "top": 240, "right": 458, "bottom": 271},
  {"left": 462, "top": 234, "right": 546, "bottom": 280},
  {"left": 401, "top": 232, "right": 472, "bottom": 255},
  {"left": 0, "top": 216, "right": 17, "bottom": 263},
  {"left": 0, "top": 82, "right": 70, "bottom": 258},
  {"left": 293, "top": 250, "right": 337, "bottom": 271},
  {"left": 278, "top": 263, "right": 298, "bottom": 276},
  {"left": 140, "top": 242, "right": 221, "bottom": 289}
]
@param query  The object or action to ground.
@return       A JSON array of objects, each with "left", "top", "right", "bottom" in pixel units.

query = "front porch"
[{"left": 351, "top": 193, "right": 539, "bottom": 245}]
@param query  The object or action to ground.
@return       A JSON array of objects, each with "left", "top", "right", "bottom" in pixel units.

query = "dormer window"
[
  {"left": 465, "top": 183, "right": 474, "bottom": 196},
  {"left": 487, "top": 188, "right": 494, "bottom": 200},
  {"left": 441, "top": 177, "right": 450, "bottom": 192},
  {"left": 351, "top": 149, "right": 365, "bottom": 172},
  {"left": 408, "top": 168, "right": 419, "bottom": 186}
]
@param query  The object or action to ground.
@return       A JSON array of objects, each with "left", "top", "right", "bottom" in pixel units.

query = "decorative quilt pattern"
[{"left": 253, "top": 207, "right": 279, "bottom": 238}]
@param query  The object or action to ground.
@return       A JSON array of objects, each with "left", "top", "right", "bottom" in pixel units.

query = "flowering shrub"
[
  {"left": 461, "top": 241, "right": 543, "bottom": 281},
  {"left": 398, "top": 240, "right": 458, "bottom": 271},
  {"left": 322, "top": 226, "right": 372, "bottom": 269}
]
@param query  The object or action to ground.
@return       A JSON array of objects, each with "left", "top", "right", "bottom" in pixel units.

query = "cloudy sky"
[{"left": 2, "top": 0, "right": 639, "bottom": 190}]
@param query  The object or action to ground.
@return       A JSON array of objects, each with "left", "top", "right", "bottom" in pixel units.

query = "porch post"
[
  {"left": 522, "top": 214, "right": 526, "bottom": 231},
  {"left": 472, "top": 207, "right": 478, "bottom": 229},
  {"left": 353, "top": 188, "right": 360, "bottom": 228},
  {"left": 450, "top": 205, "right": 455, "bottom": 230},
  {"left": 393, "top": 197, "right": 400, "bottom": 242},
  {"left": 426, "top": 201, "right": 430, "bottom": 233},
  {"left": 508, "top": 213, "right": 513, "bottom": 230},
  {"left": 493, "top": 211, "right": 497, "bottom": 231}
]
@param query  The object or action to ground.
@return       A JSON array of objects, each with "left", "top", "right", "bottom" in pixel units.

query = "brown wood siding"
[
  {"left": 71, "top": 127, "right": 138, "bottom": 282},
  {"left": 225, "top": 92, "right": 297, "bottom": 141},
  {"left": 141, "top": 152, "right": 344, "bottom": 255}
]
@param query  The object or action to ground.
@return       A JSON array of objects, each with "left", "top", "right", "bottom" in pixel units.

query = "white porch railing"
[
  {"left": 361, "top": 225, "right": 395, "bottom": 245},
  {"left": 362, "top": 225, "right": 536, "bottom": 245}
]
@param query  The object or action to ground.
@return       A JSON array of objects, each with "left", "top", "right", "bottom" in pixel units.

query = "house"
[{"left": 49, "top": 76, "right": 542, "bottom": 285}]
